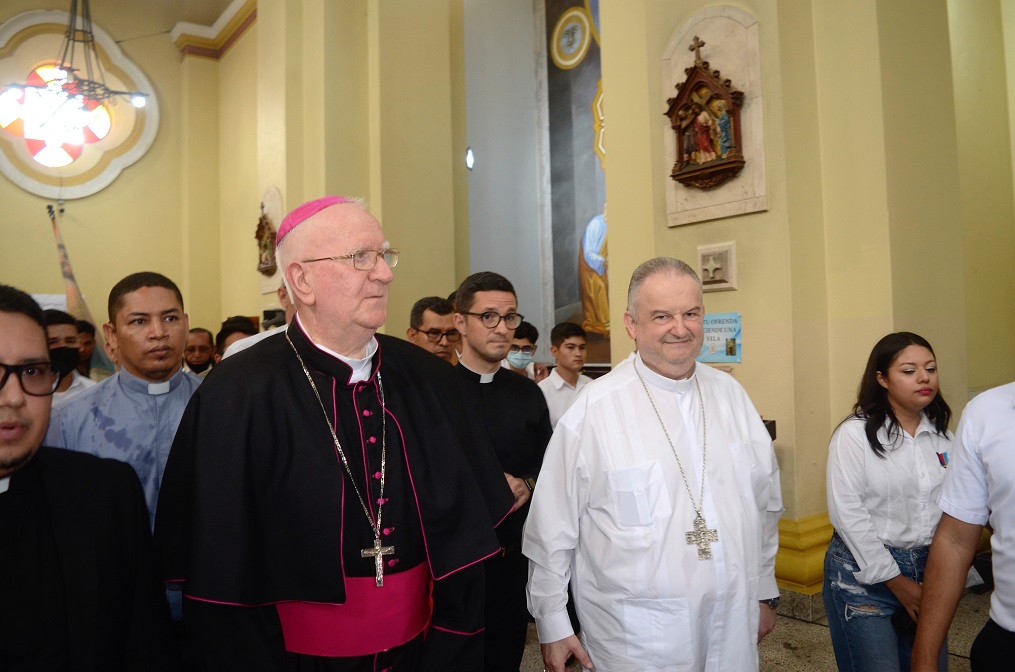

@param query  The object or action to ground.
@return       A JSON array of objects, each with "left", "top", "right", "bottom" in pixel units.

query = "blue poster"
[{"left": 698, "top": 312, "right": 741, "bottom": 363}]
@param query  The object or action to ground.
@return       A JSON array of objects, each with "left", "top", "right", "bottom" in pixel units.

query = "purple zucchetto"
[{"left": 276, "top": 196, "right": 356, "bottom": 245}]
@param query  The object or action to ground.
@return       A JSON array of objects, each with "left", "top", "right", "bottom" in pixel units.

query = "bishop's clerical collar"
[
  {"left": 635, "top": 351, "right": 696, "bottom": 394},
  {"left": 458, "top": 358, "right": 496, "bottom": 383},
  {"left": 0, "top": 476, "right": 9, "bottom": 494},
  {"left": 294, "top": 313, "right": 378, "bottom": 384},
  {"left": 118, "top": 366, "right": 185, "bottom": 396}
]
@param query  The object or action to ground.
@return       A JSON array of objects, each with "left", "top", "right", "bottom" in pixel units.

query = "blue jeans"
[{"left": 823, "top": 533, "right": 948, "bottom": 672}]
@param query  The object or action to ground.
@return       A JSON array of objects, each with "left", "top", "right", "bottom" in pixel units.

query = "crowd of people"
[{"left": 0, "top": 195, "right": 1011, "bottom": 671}]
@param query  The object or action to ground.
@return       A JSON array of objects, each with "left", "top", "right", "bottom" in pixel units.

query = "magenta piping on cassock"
[{"left": 431, "top": 624, "right": 486, "bottom": 636}]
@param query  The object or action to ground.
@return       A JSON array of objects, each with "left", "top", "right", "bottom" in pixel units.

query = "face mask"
[
  {"left": 506, "top": 351, "right": 534, "bottom": 370},
  {"left": 49, "top": 347, "right": 80, "bottom": 380},
  {"left": 187, "top": 359, "right": 213, "bottom": 374}
]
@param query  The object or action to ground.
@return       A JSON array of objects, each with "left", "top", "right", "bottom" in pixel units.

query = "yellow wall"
[
  {"left": 950, "top": 0, "right": 1015, "bottom": 394},
  {"left": 217, "top": 24, "right": 261, "bottom": 323}
]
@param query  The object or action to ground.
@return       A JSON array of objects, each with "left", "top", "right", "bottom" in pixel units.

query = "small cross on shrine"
[
  {"left": 688, "top": 36, "right": 706, "bottom": 65},
  {"left": 702, "top": 254, "right": 722, "bottom": 280},
  {"left": 685, "top": 514, "right": 719, "bottom": 560},
  {"left": 361, "top": 538, "right": 395, "bottom": 587}
]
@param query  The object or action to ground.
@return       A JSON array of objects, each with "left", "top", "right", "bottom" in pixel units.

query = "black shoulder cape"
[{"left": 155, "top": 326, "right": 513, "bottom": 605}]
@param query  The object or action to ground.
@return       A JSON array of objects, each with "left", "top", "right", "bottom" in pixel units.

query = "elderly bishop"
[
  {"left": 524, "top": 257, "right": 783, "bottom": 672},
  {"left": 156, "top": 197, "right": 513, "bottom": 671}
]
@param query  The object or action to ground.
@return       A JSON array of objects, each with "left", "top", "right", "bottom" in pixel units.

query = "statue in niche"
[
  {"left": 255, "top": 202, "right": 278, "bottom": 277},
  {"left": 665, "top": 36, "right": 745, "bottom": 190}
]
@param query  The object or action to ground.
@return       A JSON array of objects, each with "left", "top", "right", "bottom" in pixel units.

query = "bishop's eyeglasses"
[
  {"left": 301, "top": 248, "right": 399, "bottom": 271},
  {"left": 0, "top": 361, "right": 60, "bottom": 396},
  {"left": 460, "top": 311, "right": 524, "bottom": 330}
]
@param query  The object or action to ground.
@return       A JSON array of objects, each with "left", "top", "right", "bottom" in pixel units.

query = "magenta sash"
[{"left": 275, "top": 563, "right": 430, "bottom": 657}]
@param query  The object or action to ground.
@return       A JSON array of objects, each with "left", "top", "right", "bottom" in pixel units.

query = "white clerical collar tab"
[
  {"left": 0, "top": 476, "right": 9, "bottom": 494},
  {"left": 458, "top": 358, "right": 496, "bottom": 383},
  {"left": 148, "top": 381, "right": 171, "bottom": 395}
]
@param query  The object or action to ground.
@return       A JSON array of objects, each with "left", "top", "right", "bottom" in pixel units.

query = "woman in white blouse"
[{"left": 824, "top": 332, "right": 952, "bottom": 672}]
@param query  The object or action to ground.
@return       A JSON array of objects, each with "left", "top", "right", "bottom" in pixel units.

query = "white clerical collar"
[
  {"left": 295, "top": 314, "right": 378, "bottom": 384},
  {"left": 148, "top": 381, "right": 171, "bottom": 395},
  {"left": 0, "top": 476, "right": 9, "bottom": 494},
  {"left": 635, "top": 351, "right": 697, "bottom": 394},
  {"left": 459, "top": 358, "right": 497, "bottom": 383},
  {"left": 117, "top": 367, "right": 179, "bottom": 396}
]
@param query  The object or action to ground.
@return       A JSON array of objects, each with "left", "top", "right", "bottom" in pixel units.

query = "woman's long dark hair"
[{"left": 851, "top": 332, "right": 951, "bottom": 458}]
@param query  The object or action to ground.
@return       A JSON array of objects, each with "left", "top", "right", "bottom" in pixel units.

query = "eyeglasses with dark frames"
[
  {"left": 460, "top": 311, "right": 524, "bottom": 330},
  {"left": 301, "top": 248, "right": 399, "bottom": 271},
  {"left": 0, "top": 361, "right": 59, "bottom": 397},
  {"left": 509, "top": 344, "right": 535, "bottom": 355},
  {"left": 419, "top": 329, "right": 461, "bottom": 343}
]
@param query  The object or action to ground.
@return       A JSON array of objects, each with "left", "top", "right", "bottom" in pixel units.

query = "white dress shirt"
[
  {"left": 938, "top": 382, "right": 1015, "bottom": 630},
  {"left": 826, "top": 414, "right": 951, "bottom": 585},
  {"left": 524, "top": 352, "right": 782, "bottom": 671},
  {"left": 537, "top": 368, "right": 592, "bottom": 428},
  {"left": 52, "top": 371, "right": 97, "bottom": 408}
]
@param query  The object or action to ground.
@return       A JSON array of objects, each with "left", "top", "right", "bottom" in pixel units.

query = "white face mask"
[{"left": 506, "top": 350, "right": 533, "bottom": 369}]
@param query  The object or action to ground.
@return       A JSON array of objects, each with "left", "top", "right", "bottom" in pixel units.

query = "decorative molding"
[
  {"left": 775, "top": 512, "right": 833, "bottom": 594},
  {"left": 171, "top": 0, "right": 256, "bottom": 60}
]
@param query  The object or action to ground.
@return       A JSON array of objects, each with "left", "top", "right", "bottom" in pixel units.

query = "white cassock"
[{"left": 523, "top": 352, "right": 782, "bottom": 672}]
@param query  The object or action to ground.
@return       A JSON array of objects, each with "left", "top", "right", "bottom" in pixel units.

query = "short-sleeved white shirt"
[{"left": 939, "top": 381, "right": 1015, "bottom": 631}]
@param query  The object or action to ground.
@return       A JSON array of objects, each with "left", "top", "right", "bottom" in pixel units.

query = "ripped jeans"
[{"left": 823, "top": 532, "right": 947, "bottom": 672}]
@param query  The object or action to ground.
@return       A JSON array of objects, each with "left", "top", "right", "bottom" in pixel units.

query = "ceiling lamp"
[
  {"left": 53, "top": 0, "right": 147, "bottom": 108},
  {"left": 0, "top": 0, "right": 148, "bottom": 147}
]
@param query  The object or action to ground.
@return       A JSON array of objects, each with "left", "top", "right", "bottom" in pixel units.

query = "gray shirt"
[{"left": 45, "top": 367, "right": 201, "bottom": 529}]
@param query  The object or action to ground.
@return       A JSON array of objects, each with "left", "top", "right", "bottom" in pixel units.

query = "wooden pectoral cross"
[
  {"left": 361, "top": 538, "right": 395, "bottom": 587},
  {"left": 685, "top": 514, "right": 719, "bottom": 560}
]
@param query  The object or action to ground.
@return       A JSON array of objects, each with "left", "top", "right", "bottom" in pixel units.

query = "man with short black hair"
[
  {"left": 406, "top": 296, "right": 458, "bottom": 362},
  {"left": 501, "top": 320, "right": 548, "bottom": 381},
  {"left": 46, "top": 272, "right": 201, "bottom": 532},
  {"left": 183, "top": 328, "right": 215, "bottom": 374},
  {"left": 454, "top": 271, "right": 553, "bottom": 672},
  {"left": 75, "top": 319, "right": 95, "bottom": 375},
  {"left": 0, "top": 283, "right": 180, "bottom": 669},
  {"left": 214, "top": 316, "right": 258, "bottom": 363},
  {"left": 43, "top": 308, "right": 97, "bottom": 404},
  {"left": 537, "top": 322, "right": 592, "bottom": 428}
]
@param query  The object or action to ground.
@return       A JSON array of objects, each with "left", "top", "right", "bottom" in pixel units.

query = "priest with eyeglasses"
[
  {"left": 0, "top": 284, "right": 180, "bottom": 670},
  {"left": 523, "top": 257, "right": 783, "bottom": 672},
  {"left": 155, "top": 197, "right": 514, "bottom": 671}
]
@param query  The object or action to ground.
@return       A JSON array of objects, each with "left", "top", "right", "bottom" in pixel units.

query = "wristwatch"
[
  {"left": 760, "top": 596, "right": 781, "bottom": 611},
  {"left": 523, "top": 476, "right": 537, "bottom": 492}
]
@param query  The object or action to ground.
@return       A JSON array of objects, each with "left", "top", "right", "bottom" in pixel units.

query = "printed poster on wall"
[{"left": 698, "top": 312, "right": 741, "bottom": 363}]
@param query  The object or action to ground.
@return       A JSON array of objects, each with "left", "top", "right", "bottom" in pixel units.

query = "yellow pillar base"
[{"left": 775, "top": 512, "right": 833, "bottom": 595}]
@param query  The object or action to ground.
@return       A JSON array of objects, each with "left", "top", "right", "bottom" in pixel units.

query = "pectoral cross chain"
[
  {"left": 362, "top": 538, "right": 395, "bottom": 587},
  {"left": 685, "top": 513, "right": 719, "bottom": 560}
]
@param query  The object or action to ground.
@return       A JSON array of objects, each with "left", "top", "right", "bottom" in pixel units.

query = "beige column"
[{"left": 178, "top": 55, "right": 221, "bottom": 329}]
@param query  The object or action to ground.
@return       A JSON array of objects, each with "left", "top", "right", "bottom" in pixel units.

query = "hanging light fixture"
[
  {"left": 47, "top": 0, "right": 148, "bottom": 108},
  {"left": 0, "top": 0, "right": 150, "bottom": 168}
]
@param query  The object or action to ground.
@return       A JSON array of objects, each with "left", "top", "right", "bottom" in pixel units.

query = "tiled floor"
[{"left": 518, "top": 589, "right": 991, "bottom": 671}]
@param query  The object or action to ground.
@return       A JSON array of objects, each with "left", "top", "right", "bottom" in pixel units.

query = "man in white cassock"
[{"left": 523, "top": 257, "right": 783, "bottom": 672}]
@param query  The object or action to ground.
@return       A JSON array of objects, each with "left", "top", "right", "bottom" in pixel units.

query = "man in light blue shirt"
[{"left": 46, "top": 272, "right": 201, "bottom": 531}]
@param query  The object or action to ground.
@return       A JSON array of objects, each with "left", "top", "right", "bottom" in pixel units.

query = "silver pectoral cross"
[
  {"left": 685, "top": 513, "right": 719, "bottom": 560},
  {"left": 361, "top": 537, "right": 395, "bottom": 586}
]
